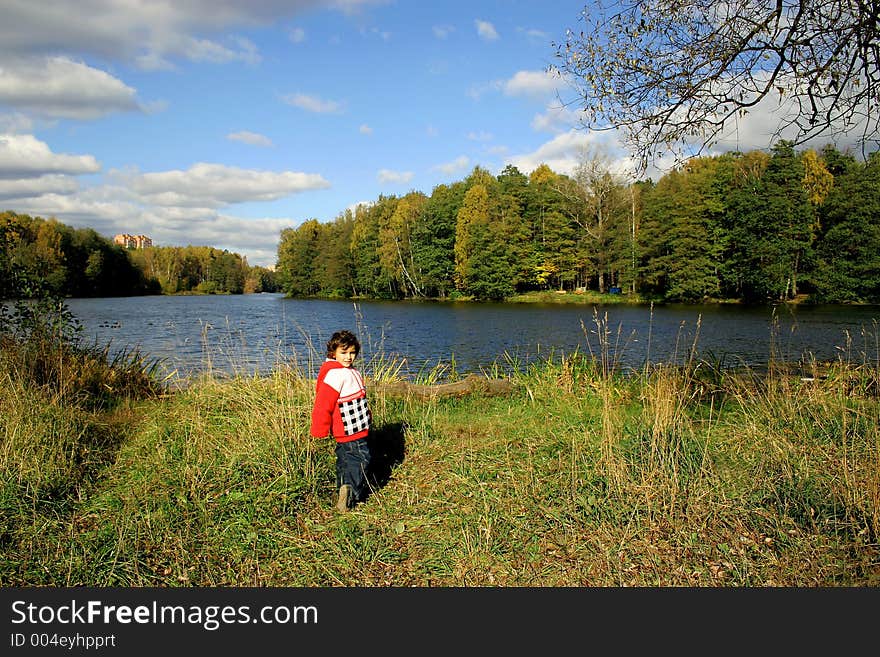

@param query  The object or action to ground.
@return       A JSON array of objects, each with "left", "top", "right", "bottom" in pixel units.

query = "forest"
[
  {"left": 0, "top": 210, "right": 277, "bottom": 298},
  {"left": 276, "top": 142, "right": 880, "bottom": 304}
]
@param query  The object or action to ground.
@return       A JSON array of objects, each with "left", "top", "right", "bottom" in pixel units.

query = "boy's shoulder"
[{"left": 319, "top": 360, "right": 364, "bottom": 383}]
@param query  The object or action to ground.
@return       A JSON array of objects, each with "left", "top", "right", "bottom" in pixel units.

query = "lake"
[{"left": 63, "top": 294, "right": 880, "bottom": 382}]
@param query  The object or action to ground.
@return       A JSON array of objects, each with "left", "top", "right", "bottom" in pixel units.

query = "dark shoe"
[{"left": 336, "top": 484, "right": 351, "bottom": 512}]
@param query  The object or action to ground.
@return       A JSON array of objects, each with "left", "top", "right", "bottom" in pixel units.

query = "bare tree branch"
[{"left": 552, "top": 1, "right": 880, "bottom": 171}]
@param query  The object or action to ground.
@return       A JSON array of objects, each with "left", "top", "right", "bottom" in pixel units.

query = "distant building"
[{"left": 114, "top": 234, "right": 153, "bottom": 249}]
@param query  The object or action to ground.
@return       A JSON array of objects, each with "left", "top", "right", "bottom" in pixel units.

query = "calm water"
[{"left": 64, "top": 294, "right": 880, "bottom": 381}]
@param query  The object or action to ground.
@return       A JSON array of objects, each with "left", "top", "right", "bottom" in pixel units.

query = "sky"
[{"left": 0, "top": 0, "right": 868, "bottom": 269}]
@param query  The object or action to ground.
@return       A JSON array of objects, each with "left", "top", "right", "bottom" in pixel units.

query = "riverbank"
[{"left": 2, "top": 340, "right": 877, "bottom": 586}]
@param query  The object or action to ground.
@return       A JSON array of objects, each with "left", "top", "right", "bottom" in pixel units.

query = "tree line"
[
  {"left": 0, "top": 211, "right": 277, "bottom": 298},
  {"left": 276, "top": 141, "right": 880, "bottom": 304}
]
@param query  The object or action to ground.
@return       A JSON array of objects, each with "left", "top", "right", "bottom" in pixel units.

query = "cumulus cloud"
[
  {"left": 227, "top": 131, "right": 274, "bottom": 147},
  {"left": 0, "top": 57, "right": 141, "bottom": 120},
  {"left": 432, "top": 155, "right": 470, "bottom": 175},
  {"left": 0, "top": 1, "right": 323, "bottom": 70},
  {"left": 125, "top": 162, "right": 331, "bottom": 208},
  {"left": 699, "top": 93, "right": 874, "bottom": 158},
  {"left": 283, "top": 92, "right": 344, "bottom": 114},
  {"left": 475, "top": 20, "right": 499, "bottom": 41},
  {"left": 377, "top": 169, "right": 414, "bottom": 184},
  {"left": 531, "top": 104, "right": 587, "bottom": 133},
  {"left": 12, "top": 187, "right": 293, "bottom": 267},
  {"left": 0, "top": 134, "right": 100, "bottom": 179},
  {"left": 504, "top": 130, "right": 596, "bottom": 176},
  {"left": 433, "top": 25, "right": 455, "bottom": 39},
  {"left": 6, "top": 164, "right": 330, "bottom": 267},
  {"left": 0, "top": 174, "right": 79, "bottom": 200},
  {"left": 503, "top": 70, "right": 562, "bottom": 99},
  {"left": 0, "top": 112, "right": 34, "bottom": 133},
  {"left": 359, "top": 124, "right": 373, "bottom": 135},
  {"left": 147, "top": 212, "right": 296, "bottom": 265}
]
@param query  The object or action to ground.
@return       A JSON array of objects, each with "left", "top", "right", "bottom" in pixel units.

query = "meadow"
[{"left": 1, "top": 312, "right": 878, "bottom": 587}]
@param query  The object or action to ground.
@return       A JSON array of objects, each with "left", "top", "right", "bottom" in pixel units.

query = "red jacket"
[{"left": 310, "top": 359, "right": 371, "bottom": 442}]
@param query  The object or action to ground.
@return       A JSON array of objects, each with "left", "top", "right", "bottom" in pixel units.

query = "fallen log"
[{"left": 372, "top": 373, "right": 516, "bottom": 400}]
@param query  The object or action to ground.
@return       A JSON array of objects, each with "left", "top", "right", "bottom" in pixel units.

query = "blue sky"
[{"left": 0, "top": 0, "right": 861, "bottom": 268}]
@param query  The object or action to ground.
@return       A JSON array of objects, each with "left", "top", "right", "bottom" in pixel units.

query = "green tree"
[
  {"left": 640, "top": 158, "right": 724, "bottom": 301},
  {"left": 378, "top": 191, "right": 428, "bottom": 297},
  {"left": 497, "top": 165, "right": 536, "bottom": 291},
  {"left": 814, "top": 152, "right": 880, "bottom": 302},
  {"left": 352, "top": 197, "right": 398, "bottom": 298},
  {"left": 316, "top": 210, "right": 356, "bottom": 297},
  {"left": 727, "top": 142, "right": 815, "bottom": 300},
  {"left": 527, "top": 165, "right": 580, "bottom": 291},
  {"left": 276, "top": 220, "right": 322, "bottom": 297},
  {"left": 412, "top": 182, "right": 464, "bottom": 298},
  {"left": 454, "top": 183, "right": 489, "bottom": 293}
]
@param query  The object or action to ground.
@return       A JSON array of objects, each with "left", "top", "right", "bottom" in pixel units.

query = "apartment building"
[{"left": 113, "top": 234, "right": 153, "bottom": 249}]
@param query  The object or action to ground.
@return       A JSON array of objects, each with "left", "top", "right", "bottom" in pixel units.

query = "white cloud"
[
  {"left": 332, "top": 0, "right": 393, "bottom": 17},
  {"left": 426, "top": 124, "right": 439, "bottom": 137},
  {"left": 0, "top": 174, "right": 79, "bottom": 200},
  {"left": 433, "top": 25, "right": 455, "bottom": 39},
  {"left": 13, "top": 189, "right": 292, "bottom": 266},
  {"left": 126, "top": 162, "right": 331, "bottom": 208},
  {"left": 183, "top": 35, "right": 261, "bottom": 65},
  {"left": 227, "top": 131, "right": 274, "bottom": 147},
  {"left": 531, "top": 104, "right": 586, "bottom": 133},
  {"left": 467, "top": 131, "right": 493, "bottom": 142},
  {"left": 0, "top": 57, "right": 141, "bottom": 120},
  {"left": 6, "top": 168, "right": 328, "bottom": 267},
  {"left": 148, "top": 211, "right": 295, "bottom": 265},
  {"left": 283, "top": 92, "right": 344, "bottom": 114},
  {"left": 505, "top": 130, "right": 596, "bottom": 176},
  {"left": 503, "top": 70, "right": 562, "bottom": 99},
  {"left": 377, "top": 169, "right": 413, "bottom": 184},
  {"left": 517, "top": 27, "right": 549, "bottom": 43},
  {"left": 0, "top": 134, "right": 100, "bottom": 179},
  {"left": 0, "top": 1, "right": 325, "bottom": 70},
  {"left": 0, "top": 112, "right": 34, "bottom": 133},
  {"left": 359, "top": 124, "right": 373, "bottom": 135},
  {"left": 432, "top": 155, "right": 470, "bottom": 175},
  {"left": 699, "top": 92, "right": 873, "bottom": 158},
  {"left": 475, "top": 20, "right": 499, "bottom": 41}
]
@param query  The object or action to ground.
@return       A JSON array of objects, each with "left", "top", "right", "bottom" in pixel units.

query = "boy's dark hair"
[{"left": 326, "top": 330, "right": 360, "bottom": 357}]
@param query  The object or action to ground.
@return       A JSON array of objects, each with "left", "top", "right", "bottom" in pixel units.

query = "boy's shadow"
[{"left": 365, "top": 422, "right": 407, "bottom": 498}]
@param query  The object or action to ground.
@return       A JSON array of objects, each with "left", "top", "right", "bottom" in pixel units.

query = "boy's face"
[{"left": 333, "top": 344, "right": 358, "bottom": 368}]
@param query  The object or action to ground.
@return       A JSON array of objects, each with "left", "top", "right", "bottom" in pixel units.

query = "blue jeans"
[{"left": 335, "top": 438, "right": 371, "bottom": 503}]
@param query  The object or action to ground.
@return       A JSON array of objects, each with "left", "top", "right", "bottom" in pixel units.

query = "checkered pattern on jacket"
[{"left": 339, "top": 396, "right": 371, "bottom": 436}]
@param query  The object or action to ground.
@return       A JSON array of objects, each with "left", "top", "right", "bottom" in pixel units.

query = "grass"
[
  {"left": 1, "top": 323, "right": 878, "bottom": 586},
  {"left": 506, "top": 290, "right": 642, "bottom": 305}
]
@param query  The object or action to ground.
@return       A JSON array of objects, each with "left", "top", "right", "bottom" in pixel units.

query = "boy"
[{"left": 310, "top": 330, "right": 372, "bottom": 512}]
